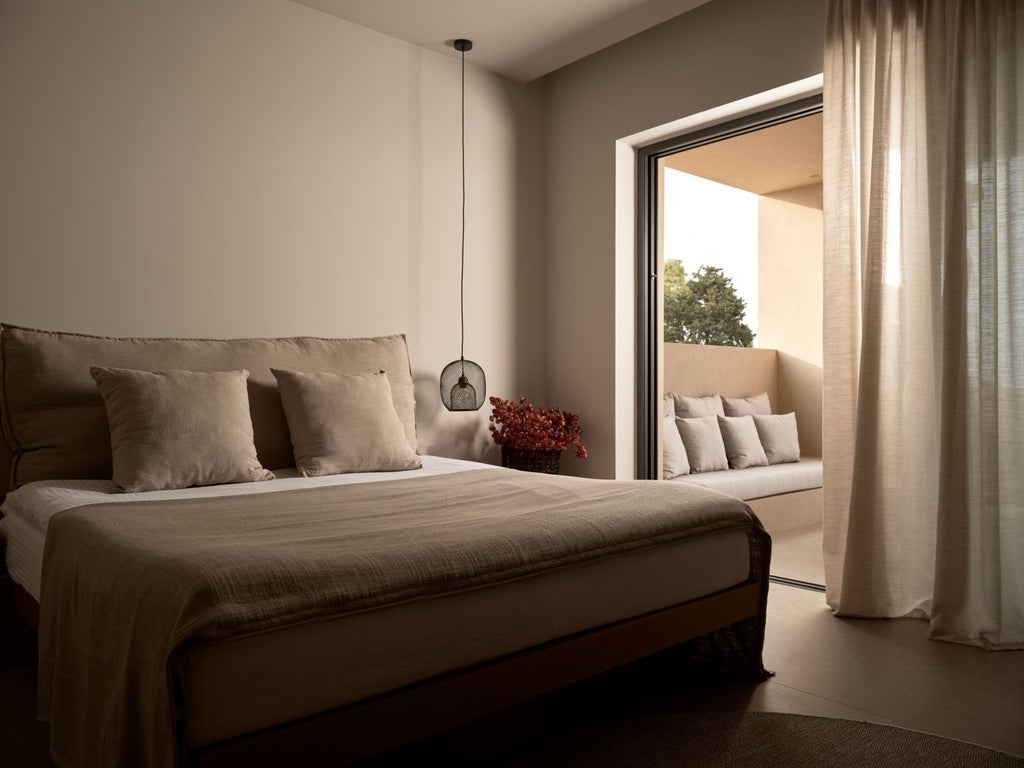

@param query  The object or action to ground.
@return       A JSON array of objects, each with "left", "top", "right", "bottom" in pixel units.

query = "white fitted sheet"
[
  {"left": 1, "top": 456, "right": 752, "bottom": 749},
  {"left": 0, "top": 512, "right": 44, "bottom": 600}
]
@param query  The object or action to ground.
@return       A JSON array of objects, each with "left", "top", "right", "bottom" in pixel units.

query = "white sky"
[{"left": 663, "top": 168, "right": 759, "bottom": 340}]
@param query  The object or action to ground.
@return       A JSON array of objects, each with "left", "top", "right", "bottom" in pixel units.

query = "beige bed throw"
[{"left": 37, "top": 468, "right": 759, "bottom": 768}]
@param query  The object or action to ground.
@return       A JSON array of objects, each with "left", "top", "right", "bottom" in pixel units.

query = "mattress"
[
  {"left": 3, "top": 456, "right": 752, "bottom": 750},
  {"left": 673, "top": 458, "right": 823, "bottom": 500}
]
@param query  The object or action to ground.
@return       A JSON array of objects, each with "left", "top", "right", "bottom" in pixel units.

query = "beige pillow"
[
  {"left": 717, "top": 415, "right": 769, "bottom": 469},
  {"left": 752, "top": 412, "right": 801, "bottom": 464},
  {"left": 663, "top": 395, "right": 675, "bottom": 419},
  {"left": 675, "top": 415, "right": 728, "bottom": 473},
  {"left": 90, "top": 367, "right": 274, "bottom": 493},
  {"left": 662, "top": 414, "right": 690, "bottom": 479},
  {"left": 273, "top": 369, "right": 421, "bottom": 476},
  {"left": 671, "top": 393, "right": 725, "bottom": 419},
  {"left": 722, "top": 391, "right": 772, "bottom": 417}
]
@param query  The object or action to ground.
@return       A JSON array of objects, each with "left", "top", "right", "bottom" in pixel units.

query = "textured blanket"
[{"left": 37, "top": 468, "right": 758, "bottom": 768}]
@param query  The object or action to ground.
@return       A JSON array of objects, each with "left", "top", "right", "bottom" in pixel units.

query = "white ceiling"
[{"left": 290, "top": 0, "right": 714, "bottom": 82}]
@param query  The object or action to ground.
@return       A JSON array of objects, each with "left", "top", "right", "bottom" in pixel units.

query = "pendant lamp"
[{"left": 440, "top": 38, "right": 486, "bottom": 411}]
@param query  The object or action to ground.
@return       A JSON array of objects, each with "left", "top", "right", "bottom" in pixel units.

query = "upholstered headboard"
[
  {"left": 0, "top": 438, "right": 11, "bottom": 503},
  {"left": 0, "top": 324, "right": 417, "bottom": 496}
]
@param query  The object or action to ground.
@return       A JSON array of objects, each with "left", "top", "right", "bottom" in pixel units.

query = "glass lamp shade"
[{"left": 440, "top": 358, "right": 486, "bottom": 411}]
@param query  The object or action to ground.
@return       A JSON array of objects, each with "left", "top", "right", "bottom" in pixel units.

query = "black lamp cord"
[{"left": 459, "top": 43, "right": 467, "bottom": 377}]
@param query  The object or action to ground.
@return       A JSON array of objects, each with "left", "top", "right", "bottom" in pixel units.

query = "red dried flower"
[{"left": 488, "top": 396, "right": 588, "bottom": 460}]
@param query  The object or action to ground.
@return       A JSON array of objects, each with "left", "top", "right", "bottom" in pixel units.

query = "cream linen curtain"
[{"left": 823, "top": 0, "right": 1023, "bottom": 649}]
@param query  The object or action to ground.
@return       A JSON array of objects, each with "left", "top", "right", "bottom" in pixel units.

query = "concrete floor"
[
  {"left": 769, "top": 522, "right": 826, "bottom": 585},
  {"left": 732, "top": 584, "right": 1024, "bottom": 757},
  {"left": 737, "top": 524, "right": 1023, "bottom": 757}
]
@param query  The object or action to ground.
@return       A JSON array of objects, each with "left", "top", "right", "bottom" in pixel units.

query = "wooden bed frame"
[
  {"left": 1, "top": 326, "right": 772, "bottom": 766},
  {"left": 7, "top": 551, "right": 770, "bottom": 768}
]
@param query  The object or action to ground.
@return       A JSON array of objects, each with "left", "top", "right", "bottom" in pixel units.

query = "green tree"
[
  {"left": 664, "top": 261, "right": 754, "bottom": 347},
  {"left": 663, "top": 259, "right": 691, "bottom": 344}
]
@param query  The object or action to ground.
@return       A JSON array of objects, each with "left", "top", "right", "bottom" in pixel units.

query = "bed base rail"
[{"left": 188, "top": 579, "right": 765, "bottom": 768}]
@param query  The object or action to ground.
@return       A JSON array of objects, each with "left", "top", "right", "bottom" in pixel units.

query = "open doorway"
[{"left": 636, "top": 97, "right": 825, "bottom": 588}]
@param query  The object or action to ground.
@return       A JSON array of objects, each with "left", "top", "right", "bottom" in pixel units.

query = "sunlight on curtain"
[{"left": 823, "top": 0, "right": 1023, "bottom": 649}]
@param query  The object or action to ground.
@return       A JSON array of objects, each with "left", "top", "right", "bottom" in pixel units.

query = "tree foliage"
[{"left": 664, "top": 261, "right": 754, "bottom": 347}]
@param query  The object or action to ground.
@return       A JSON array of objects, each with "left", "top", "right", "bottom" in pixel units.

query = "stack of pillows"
[
  {"left": 90, "top": 366, "right": 421, "bottom": 493},
  {"left": 663, "top": 392, "right": 800, "bottom": 480},
  {"left": 0, "top": 325, "right": 425, "bottom": 497}
]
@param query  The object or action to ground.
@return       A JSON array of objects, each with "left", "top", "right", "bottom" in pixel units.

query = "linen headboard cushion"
[{"left": 0, "top": 324, "right": 417, "bottom": 493}]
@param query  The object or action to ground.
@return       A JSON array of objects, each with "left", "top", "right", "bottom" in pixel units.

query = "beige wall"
[
  {"left": 758, "top": 184, "right": 823, "bottom": 364},
  {"left": 758, "top": 183, "right": 823, "bottom": 456},
  {"left": 0, "top": 0, "right": 826, "bottom": 474},
  {"left": 664, "top": 344, "right": 778, "bottom": 403},
  {"left": 543, "top": 0, "right": 826, "bottom": 478},
  {"left": 0, "top": 0, "right": 547, "bottom": 460}
]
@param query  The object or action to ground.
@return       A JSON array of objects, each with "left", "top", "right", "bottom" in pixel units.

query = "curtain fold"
[{"left": 823, "top": 0, "right": 1023, "bottom": 649}]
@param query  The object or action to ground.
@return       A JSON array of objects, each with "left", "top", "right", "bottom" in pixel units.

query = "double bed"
[{"left": 0, "top": 324, "right": 770, "bottom": 768}]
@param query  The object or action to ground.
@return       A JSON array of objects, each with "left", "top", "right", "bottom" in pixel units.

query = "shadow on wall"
[
  {"left": 412, "top": 372, "right": 499, "bottom": 463},
  {"left": 775, "top": 353, "right": 822, "bottom": 458},
  {"left": 499, "top": 76, "right": 548, "bottom": 424}
]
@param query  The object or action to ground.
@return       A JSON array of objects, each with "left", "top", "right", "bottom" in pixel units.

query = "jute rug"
[
  {"left": 479, "top": 710, "right": 1024, "bottom": 768},
  {"left": 362, "top": 708, "right": 1023, "bottom": 767},
  {"left": 354, "top": 652, "right": 1023, "bottom": 768},
  {"left": 6, "top": 662, "right": 1021, "bottom": 767}
]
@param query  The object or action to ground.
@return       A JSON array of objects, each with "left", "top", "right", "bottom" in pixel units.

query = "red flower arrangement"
[{"left": 488, "top": 396, "right": 588, "bottom": 460}]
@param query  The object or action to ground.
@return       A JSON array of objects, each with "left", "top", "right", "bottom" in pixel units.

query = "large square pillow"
[
  {"left": 721, "top": 391, "right": 772, "bottom": 417},
  {"left": 90, "top": 367, "right": 274, "bottom": 493},
  {"left": 675, "top": 415, "right": 728, "bottom": 473},
  {"left": 273, "top": 369, "right": 421, "bottom": 476},
  {"left": 671, "top": 393, "right": 725, "bottom": 419},
  {"left": 662, "top": 414, "right": 690, "bottom": 479},
  {"left": 752, "top": 412, "right": 801, "bottom": 464},
  {"left": 717, "top": 415, "right": 769, "bottom": 469}
]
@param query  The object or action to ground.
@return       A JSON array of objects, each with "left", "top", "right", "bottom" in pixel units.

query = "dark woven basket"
[{"left": 500, "top": 447, "right": 561, "bottom": 474}]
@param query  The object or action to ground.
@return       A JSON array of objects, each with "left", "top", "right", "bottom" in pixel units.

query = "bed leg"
[
  {"left": 673, "top": 524, "right": 773, "bottom": 682},
  {"left": 0, "top": 575, "right": 38, "bottom": 668},
  {"left": 671, "top": 614, "right": 771, "bottom": 681}
]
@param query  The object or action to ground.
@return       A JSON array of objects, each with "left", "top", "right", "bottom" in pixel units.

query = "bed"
[{"left": 0, "top": 324, "right": 771, "bottom": 768}]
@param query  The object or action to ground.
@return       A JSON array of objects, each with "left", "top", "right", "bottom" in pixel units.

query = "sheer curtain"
[{"left": 823, "top": 0, "right": 1023, "bottom": 649}]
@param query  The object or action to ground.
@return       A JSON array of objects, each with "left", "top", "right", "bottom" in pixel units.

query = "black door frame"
[{"left": 634, "top": 94, "right": 823, "bottom": 480}]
